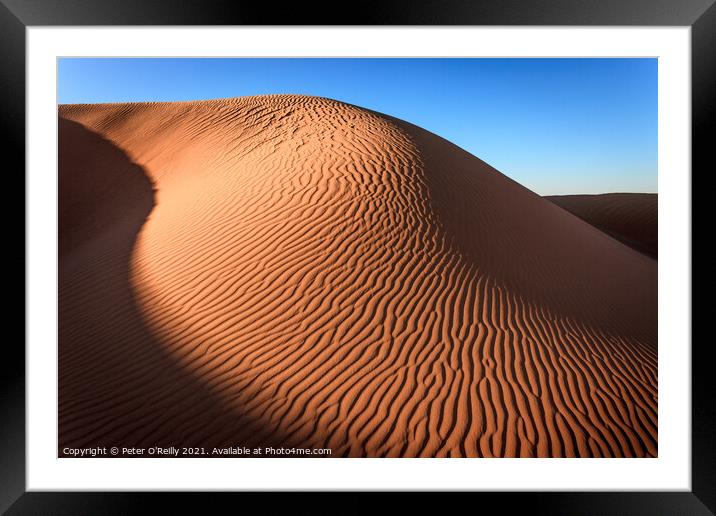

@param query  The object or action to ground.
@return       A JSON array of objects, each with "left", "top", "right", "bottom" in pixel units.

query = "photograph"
[
  {"left": 2, "top": 0, "right": 709, "bottom": 507},
  {"left": 57, "top": 57, "right": 658, "bottom": 459}
]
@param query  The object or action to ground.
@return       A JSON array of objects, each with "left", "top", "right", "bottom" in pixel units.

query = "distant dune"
[
  {"left": 546, "top": 193, "right": 657, "bottom": 259},
  {"left": 59, "top": 95, "right": 657, "bottom": 457}
]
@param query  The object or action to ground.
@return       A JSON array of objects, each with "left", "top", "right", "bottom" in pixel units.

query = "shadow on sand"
[{"left": 58, "top": 119, "right": 305, "bottom": 457}]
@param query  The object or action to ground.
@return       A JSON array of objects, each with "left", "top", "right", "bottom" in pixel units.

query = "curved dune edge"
[{"left": 59, "top": 95, "right": 657, "bottom": 457}]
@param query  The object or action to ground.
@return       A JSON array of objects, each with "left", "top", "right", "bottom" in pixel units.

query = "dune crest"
[{"left": 59, "top": 95, "right": 657, "bottom": 457}]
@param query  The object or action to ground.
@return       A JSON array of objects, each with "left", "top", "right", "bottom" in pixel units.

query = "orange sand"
[{"left": 59, "top": 95, "right": 657, "bottom": 457}]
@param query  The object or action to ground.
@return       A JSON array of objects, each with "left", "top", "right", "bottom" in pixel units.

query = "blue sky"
[{"left": 58, "top": 58, "right": 657, "bottom": 195}]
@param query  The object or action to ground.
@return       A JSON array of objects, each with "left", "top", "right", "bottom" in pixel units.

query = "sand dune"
[
  {"left": 58, "top": 95, "right": 657, "bottom": 457},
  {"left": 546, "top": 193, "right": 658, "bottom": 259}
]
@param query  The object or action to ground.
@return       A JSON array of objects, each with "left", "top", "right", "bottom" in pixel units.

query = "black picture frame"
[{"left": 2, "top": 1, "right": 712, "bottom": 513}]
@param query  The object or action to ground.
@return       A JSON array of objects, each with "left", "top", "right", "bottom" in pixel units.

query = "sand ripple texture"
[{"left": 59, "top": 95, "right": 657, "bottom": 457}]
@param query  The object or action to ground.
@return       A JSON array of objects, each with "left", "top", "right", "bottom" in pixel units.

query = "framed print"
[{"left": 3, "top": 0, "right": 713, "bottom": 513}]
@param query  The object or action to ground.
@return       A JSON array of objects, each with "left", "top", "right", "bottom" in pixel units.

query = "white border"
[{"left": 27, "top": 27, "right": 691, "bottom": 491}]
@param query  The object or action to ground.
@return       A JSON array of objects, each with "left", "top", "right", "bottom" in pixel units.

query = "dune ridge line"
[{"left": 59, "top": 94, "right": 657, "bottom": 457}]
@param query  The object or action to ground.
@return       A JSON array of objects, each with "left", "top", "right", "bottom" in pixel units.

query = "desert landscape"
[{"left": 59, "top": 94, "right": 657, "bottom": 458}]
